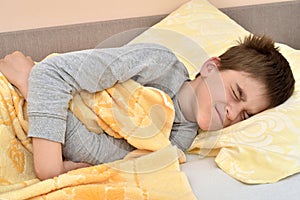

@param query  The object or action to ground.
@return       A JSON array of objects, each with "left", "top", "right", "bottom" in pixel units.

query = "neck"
[{"left": 178, "top": 81, "right": 198, "bottom": 122}]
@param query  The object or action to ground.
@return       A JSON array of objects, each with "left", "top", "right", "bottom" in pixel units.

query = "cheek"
[
  {"left": 197, "top": 84, "right": 212, "bottom": 115},
  {"left": 196, "top": 90, "right": 212, "bottom": 130},
  {"left": 197, "top": 107, "right": 224, "bottom": 131},
  {"left": 198, "top": 91, "right": 229, "bottom": 131},
  {"left": 208, "top": 82, "right": 224, "bottom": 102},
  {"left": 197, "top": 97, "right": 223, "bottom": 131},
  {"left": 196, "top": 77, "right": 227, "bottom": 131}
]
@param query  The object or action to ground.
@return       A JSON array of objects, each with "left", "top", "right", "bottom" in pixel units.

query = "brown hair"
[{"left": 218, "top": 34, "right": 295, "bottom": 108}]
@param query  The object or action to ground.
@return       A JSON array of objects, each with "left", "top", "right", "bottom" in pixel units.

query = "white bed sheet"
[{"left": 181, "top": 154, "right": 300, "bottom": 200}]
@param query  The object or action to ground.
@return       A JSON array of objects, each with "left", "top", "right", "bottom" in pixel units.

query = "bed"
[{"left": 0, "top": 0, "right": 299, "bottom": 199}]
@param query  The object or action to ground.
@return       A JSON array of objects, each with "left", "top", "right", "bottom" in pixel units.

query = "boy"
[{"left": 0, "top": 35, "right": 295, "bottom": 180}]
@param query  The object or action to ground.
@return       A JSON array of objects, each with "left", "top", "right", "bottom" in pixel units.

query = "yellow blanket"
[
  {"left": 0, "top": 72, "right": 195, "bottom": 199},
  {"left": 69, "top": 79, "right": 174, "bottom": 151}
]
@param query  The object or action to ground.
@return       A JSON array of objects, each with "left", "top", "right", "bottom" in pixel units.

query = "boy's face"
[{"left": 193, "top": 58, "right": 269, "bottom": 131}]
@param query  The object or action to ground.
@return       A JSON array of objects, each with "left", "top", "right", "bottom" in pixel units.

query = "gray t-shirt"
[{"left": 27, "top": 43, "right": 198, "bottom": 164}]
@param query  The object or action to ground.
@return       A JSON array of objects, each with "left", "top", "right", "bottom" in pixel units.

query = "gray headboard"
[
  {"left": 221, "top": 0, "right": 300, "bottom": 50},
  {"left": 0, "top": 1, "right": 299, "bottom": 61},
  {"left": 0, "top": 15, "right": 167, "bottom": 61}
]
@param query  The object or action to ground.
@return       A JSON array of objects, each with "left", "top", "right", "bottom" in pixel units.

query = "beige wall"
[
  {"left": 0, "top": 0, "right": 294, "bottom": 33},
  {"left": 0, "top": 0, "right": 189, "bottom": 33}
]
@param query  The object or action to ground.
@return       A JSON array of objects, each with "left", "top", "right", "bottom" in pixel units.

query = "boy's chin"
[{"left": 199, "top": 121, "right": 224, "bottom": 131}]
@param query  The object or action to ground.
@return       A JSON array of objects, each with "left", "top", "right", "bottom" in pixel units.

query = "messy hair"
[{"left": 219, "top": 34, "right": 295, "bottom": 108}]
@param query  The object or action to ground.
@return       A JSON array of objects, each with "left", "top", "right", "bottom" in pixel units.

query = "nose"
[{"left": 225, "top": 101, "right": 243, "bottom": 122}]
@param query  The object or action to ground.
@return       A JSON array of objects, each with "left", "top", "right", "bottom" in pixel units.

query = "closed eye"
[
  {"left": 242, "top": 111, "right": 253, "bottom": 120},
  {"left": 243, "top": 112, "right": 248, "bottom": 120},
  {"left": 231, "top": 87, "right": 238, "bottom": 100},
  {"left": 237, "top": 83, "right": 246, "bottom": 102}
]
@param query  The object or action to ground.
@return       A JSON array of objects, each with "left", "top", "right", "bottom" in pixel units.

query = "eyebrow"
[{"left": 236, "top": 83, "right": 247, "bottom": 102}]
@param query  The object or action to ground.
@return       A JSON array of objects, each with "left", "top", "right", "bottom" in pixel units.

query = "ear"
[{"left": 200, "top": 57, "right": 221, "bottom": 77}]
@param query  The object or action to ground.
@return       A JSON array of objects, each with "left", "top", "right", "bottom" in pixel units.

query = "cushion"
[{"left": 130, "top": 0, "right": 300, "bottom": 184}]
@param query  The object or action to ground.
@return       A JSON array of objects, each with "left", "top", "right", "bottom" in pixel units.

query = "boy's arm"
[
  {"left": 27, "top": 43, "right": 179, "bottom": 179},
  {"left": 0, "top": 51, "right": 34, "bottom": 98},
  {"left": 32, "top": 138, "right": 65, "bottom": 180},
  {"left": 0, "top": 45, "right": 182, "bottom": 179},
  {"left": 0, "top": 52, "right": 91, "bottom": 180},
  {"left": 33, "top": 138, "right": 91, "bottom": 180},
  {"left": 27, "top": 43, "right": 179, "bottom": 144}
]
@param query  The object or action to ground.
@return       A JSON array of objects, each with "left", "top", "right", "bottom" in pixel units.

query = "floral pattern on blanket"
[
  {"left": 0, "top": 73, "right": 37, "bottom": 194},
  {"left": 0, "top": 69, "right": 195, "bottom": 199}
]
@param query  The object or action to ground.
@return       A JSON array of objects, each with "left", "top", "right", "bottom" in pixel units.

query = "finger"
[
  {"left": 26, "top": 56, "right": 34, "bottom": 62},
  {"left": 4, "top": 52, "right": 18, "bottom": 62},
  {"left": 4, "top": 54, "right": 11, "bottom": 61},
  {"left": 12, "top": 51, "right": 25, "bottom": 56}
]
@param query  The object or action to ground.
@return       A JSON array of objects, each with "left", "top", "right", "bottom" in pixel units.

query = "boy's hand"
[
  {"left": 63, "top": 160, "right": 92, "bottom": 172},
  {"left": 0, "top": 51, "right": 35, "bottom": 98}
]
